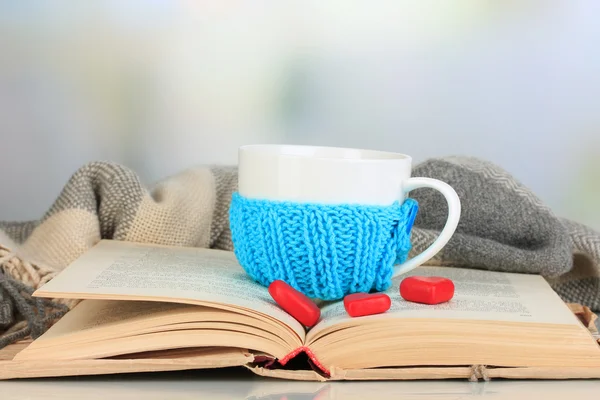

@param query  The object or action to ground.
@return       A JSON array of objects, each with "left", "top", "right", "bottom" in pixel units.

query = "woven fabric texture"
[{"left": 229, "top": 192, "right": 419, "bottom": 300}]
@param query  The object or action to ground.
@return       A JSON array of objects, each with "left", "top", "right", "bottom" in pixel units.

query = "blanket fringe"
[
  {"left": 469, "top": 365, "right": 490, "bottom": 382},
  {"left": 0, "top": 244, "right": 75, "bottom": 349},
  {"left": 0, "top": 246, "right": 56, "bottom": 289}
]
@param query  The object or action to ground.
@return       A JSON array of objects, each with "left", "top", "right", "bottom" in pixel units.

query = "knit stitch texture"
[{"left": 229, "top": 192, "right": 419, "bottom": 300}]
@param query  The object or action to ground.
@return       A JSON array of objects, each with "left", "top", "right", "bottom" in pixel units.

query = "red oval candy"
[
  {"left": 343, "top": 292, "right": 391, "bottom": 317},
  {"left": 268, "top": 280, "right": 320, "bottom": 327},
  {"left": 400, "top": 276, "right": 454, "bottom": 305}
]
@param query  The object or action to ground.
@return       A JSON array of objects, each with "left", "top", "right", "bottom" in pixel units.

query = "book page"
[
  {"left": 38, "top": 300, "right": 195, "bottom": 341},
  {"left": 307, "top": 266, "right": 580, "bottom": 341},
  {"left": 35, "top": 240, "right": 305, "bottom": 341}
]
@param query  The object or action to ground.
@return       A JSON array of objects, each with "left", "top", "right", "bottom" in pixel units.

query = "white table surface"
[{"left": 1, "top": 368, "right": 599, "bottom": 400}]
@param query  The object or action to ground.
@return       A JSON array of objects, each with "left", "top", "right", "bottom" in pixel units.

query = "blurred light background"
[{"left": 0, "top": 1, "right": 598, "bottom": 229}]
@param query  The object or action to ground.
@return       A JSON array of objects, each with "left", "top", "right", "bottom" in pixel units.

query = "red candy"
[
  {"left": 343, "top": 292, "right": 391, "bottom": 317},
  {"left": 400, "top": 276, "right": 454, "bottom": 305},
  {"left": 268, "top": 280, "right": 320, "bottom": 327}
]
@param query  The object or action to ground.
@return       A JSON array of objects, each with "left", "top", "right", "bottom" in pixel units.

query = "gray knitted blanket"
[{"left": 1, "top": 157, "right": 599, "bottom": 349}]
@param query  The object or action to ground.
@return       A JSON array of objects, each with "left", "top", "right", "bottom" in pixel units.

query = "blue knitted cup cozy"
[{"left": 229, "top": 193, "right": 419, "bottom": 300}]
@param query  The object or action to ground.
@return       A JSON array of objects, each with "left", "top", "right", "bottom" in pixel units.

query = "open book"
[{"left": 3, "top": 240, "right": 600, "bottom": 381}]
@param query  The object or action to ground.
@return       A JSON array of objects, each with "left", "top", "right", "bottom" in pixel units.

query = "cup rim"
[{"left": 239, "top": 144, "right": 412, "bottom": 162}]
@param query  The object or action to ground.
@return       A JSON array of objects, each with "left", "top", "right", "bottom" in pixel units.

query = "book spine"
[{"left": 279, "top": 346, "right": 331, "bottom": 377}]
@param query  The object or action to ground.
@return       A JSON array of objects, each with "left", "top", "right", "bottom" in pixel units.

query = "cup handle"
[{"left": 393, "top": 177, "right": 461, "bottom": 278}]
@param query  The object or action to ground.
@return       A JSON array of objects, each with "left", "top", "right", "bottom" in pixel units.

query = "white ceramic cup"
[{"left": 238, "top": 144, "right": 461, "bottom": 277}]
